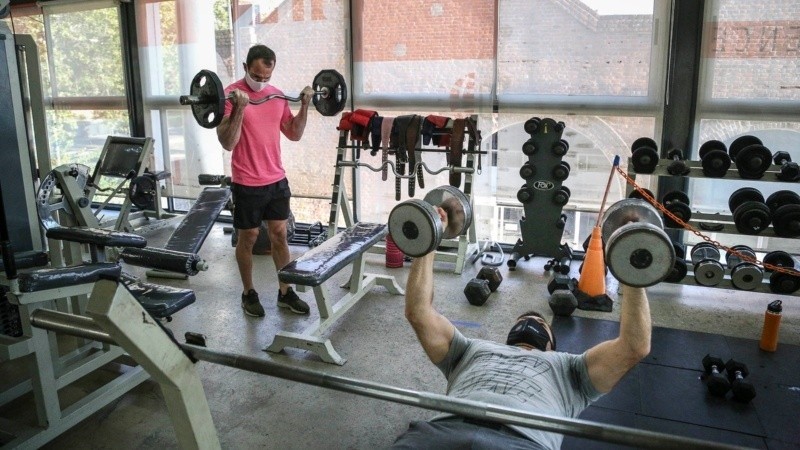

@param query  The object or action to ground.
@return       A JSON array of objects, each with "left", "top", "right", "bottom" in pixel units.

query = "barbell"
[
  {"left": 179, "top": 69, "right": 348, "bottom": 129},
  {"left": 388, "top": 186, "right": 473, "bottom": 257}
]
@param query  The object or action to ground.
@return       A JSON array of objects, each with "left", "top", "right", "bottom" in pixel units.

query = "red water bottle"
[{"left": 759, "top": 300, "right": 782, "bottom": 352}]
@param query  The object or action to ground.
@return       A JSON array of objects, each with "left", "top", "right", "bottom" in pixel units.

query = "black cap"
[{"left": 767, "top": 300, "right": 782, "bottom": 313}]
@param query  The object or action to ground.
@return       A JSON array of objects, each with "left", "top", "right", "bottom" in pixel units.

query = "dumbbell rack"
[
  {"left": 328, "top": 118, "right": 480, "bottom": 274},
  {"left": 507, "top": 117, "right": 572, "bottom": 271},
  {"left": 627, "top": 157, "right": 799, "bottom": 297}
]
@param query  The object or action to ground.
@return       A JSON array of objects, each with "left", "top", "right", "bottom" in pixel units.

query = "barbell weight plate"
[
  {"left": 694, "top": 260, "right": 725, "bottom": 286},
  {"left": 672, "top": 241, "right": 687, "bottom": 260},
  {"left": 772, "top": 203, "right": 800, "bottom": 238},
  {"left": 769, "top": 269, "right": 800, "bottom": 294},
  {"left": 725, "top": 244, "right": 755, "bottom": 267},
  {"left": 631, "top": 137, "right": 658, "bottom": 153},
  {"left": 552, "top": 140, "right": 569, "bottom": 157},
  {"left": 662, "top": 190, "right": 690, "bottom": 206},
  {"left": 552, "top": 188, "right": 570, "bottom": 206},
  {"left": 763, "top": 250, "right": 796, "bottom": 271},
  {"left": 312, "top": 69, "right": 348, "bottom": 116},
  {"left": 735, "top": 144, "right": 773, "bottom": 179},
  {"left": 690, "top": 242, "right": 720, "bottom": 265},
  {"left": 733, "top": 201, "right": 772, "bottom": 235},
  {"left": 524, "top": 117, "right": 540, "bottom": 135},
  {"left": 36, "top": 164, "right": 92, "bottom": 230},
  {"left": 728, "top": 187, "right": 764, "bottom": 213},
  {"left": 552, "top": 162, "right": 570, "bottom": 181},
  {"left": 522, "top": 139, "right": 537, "bottom": 155},
  {"left": 517, "top": 185, "right": 533, "bottom": 204},
  {"left": 728, "top": 135, "right": 762, "bottom": 161},
  {"left": 628, "top": 188, "right": 654, "bottom": 201},
  {"left": 605, "top": 222, "right": 675, "bottom": 288},
  {"left": 665, "top": 257, "right": 688, "bottom": 283},
  {"left": 519, "top": 162, "right": 536, "bottom": 179},
  {"left": 730, "top": 263, "right": 763, "bottom": 291},
  {"left": 698, "top": 139, "right": 727, "bottom": 160},
  {"left": 388, "top": 199, "right": 442, "bottom": 257},
  {"left": 630, "top": 146, "right": 659, "bottom": 174},
  {"left": 189, "top": 70, "right": 226, "bottom": 129},
  {"left": 663, "top": 200, "right": 691, "bottom": 228},
  {"left": 765, "top": 190, "right": 800, "bottom": 214},
  {"left": 700, "top": 149, "right": 731, "bottom": 177},
  {"left": 601, "top": 198, "right": 664, "bottom": 245},
  {"left": 128, "top": 174, "right": 157, "bottom": 210},
  {"left": 423, "top": 185, "right": 473, "bottom": 239}
]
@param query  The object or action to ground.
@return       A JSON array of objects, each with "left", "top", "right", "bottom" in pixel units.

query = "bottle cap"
[{"left": 767, "top": 300, "right": 782, "bottom": 313}]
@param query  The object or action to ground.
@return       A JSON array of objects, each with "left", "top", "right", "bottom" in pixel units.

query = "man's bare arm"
[
  {"left": 280, "top": 87, "right": 313, "bottom": 141},
  {"left": 217, "top": 90, "right": 248, "bottom": 151},
  {"left": 404, "top": 252, "right": 455, "bottom": 364},
  {"left": 584, "top": 285, "right": 651, "bottom": 393}
]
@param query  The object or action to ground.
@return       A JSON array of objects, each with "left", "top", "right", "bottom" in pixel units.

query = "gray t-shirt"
[{"left": 434, "top": 328, "right": 603, "bottom": 449}]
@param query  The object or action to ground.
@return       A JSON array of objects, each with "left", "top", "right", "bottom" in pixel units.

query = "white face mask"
[{"left": 244, "top": 71, "right": 269, "bottom": 92}]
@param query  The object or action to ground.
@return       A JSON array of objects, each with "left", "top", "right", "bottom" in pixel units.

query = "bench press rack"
[{"left": 328, "top": 116, "right": 481, "bottom": 274}]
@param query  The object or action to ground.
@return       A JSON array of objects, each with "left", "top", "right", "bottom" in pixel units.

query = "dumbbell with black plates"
[
  {"left": 725, "top": 359, "right": 756, "bottom": 403},
  {"left": 464, "top": 267, "right": 504, "bottom": 306},
  {"left": 728, "top": 187, "right": 772, "bottom": 235},
  {"left": 729, "top": 137, "right": 772, "bottom": 180},
  {"left": 665, "top": 148, "right": 691, "bottom": 176},
  {"left": 630, "top": 137, "right": 660, "bottom": 174},
  {"left": 763, "top": 250, "right": 800, "bottom": 295},
  {"left": 664, "top": 240, "right": 689, "bottom": 283},
  {"left": 772, "top": 151, "right": 800, "bottom": 182},
  {"left": 725, "top": 245, "right": 763, "bottom": 291},
  {"left": 765, "top": 189, "right": 800, "bottom": 238},
  {"left": 628, "top": 187, "right": 655, "bottom": 202},
  {"left": 698, "top": 139, "right": 731, "bottom": 178},
  {"left": 660, "top": 190, "right": 692, "bottom": 228},
  {"left": 701, "top": 354, "right": 731, "bottom": 397},
  {"left": 691, "top": 242, "right": 724, "bottom": 287}
]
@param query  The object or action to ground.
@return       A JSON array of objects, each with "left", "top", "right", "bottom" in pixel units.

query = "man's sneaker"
[
  {"left": 277, "top": 287, "right": 310, "bottom": 315},
  {"left": 241, "top": 289, "right": 265, "bottom": 317}
]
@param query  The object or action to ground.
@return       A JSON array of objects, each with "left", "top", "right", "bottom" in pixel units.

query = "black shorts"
[{"left": 231, "top": 178, "right": 291, "bottom": 229}]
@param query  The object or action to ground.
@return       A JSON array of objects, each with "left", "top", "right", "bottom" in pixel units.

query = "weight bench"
[{"left": 266, "top": 222, "right": 404, "bottom": 365}]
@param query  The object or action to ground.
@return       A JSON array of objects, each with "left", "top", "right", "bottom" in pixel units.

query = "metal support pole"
[{"left": 30, "top": 309, "right": 746, "bottom": 450}]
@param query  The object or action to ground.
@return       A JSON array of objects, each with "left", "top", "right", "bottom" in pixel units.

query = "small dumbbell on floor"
[
  {"left": 464, "top": 267, "right": 503, "bottom": 306},
  {"left": 725, "top": 359, "right": 756, "bottom": 403},
  {"left": 701, "top": 354, "right": 731, "bottom": 397}
]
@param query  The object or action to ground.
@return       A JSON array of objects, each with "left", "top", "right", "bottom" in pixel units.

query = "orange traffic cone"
[{"left": 574, "top": 227, "right": 613, "bottom": 312}]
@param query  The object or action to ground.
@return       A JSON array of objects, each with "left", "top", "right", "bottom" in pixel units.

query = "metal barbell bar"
[
  {"left": 336, "top": 160, "right": 474, "bottom": 178},
  {"left": 29, "top": 308, "right": 746, "bottom": 450}
]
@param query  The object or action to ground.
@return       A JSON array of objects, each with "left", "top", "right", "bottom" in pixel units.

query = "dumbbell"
[
  {"left": 517, "top": 184, "right": 534, "bottom": 204},
  {"left": 388, "top": 185, "right": 473, "bottom": 257},
  {"left": 630, "top": 137, "right": 659, "bottom": 174},
  {"left": 699, "top": 140, "right": 731, "bottom": 178},
  {"left": 764, "top": 250, "right": 800, "bottom": 294},
  {"left": 728, "top": 187, "right": 771, "bottom": 235},
  {"left": 725, "top": 245, "right": 763, "bottom": 291},
  {"left": 773, "top": 151, "right": 800, "bottom": 182},
  {"left": 734, "top": 143, "right": 772, "bottom": 180},
  {"left": 666, "top": 148, "right": 691, "bottom": 176},
  {"left": 552, "top": 139, "right": 570, "bottom": 157},
  {"left": 691, "top": 242, "right": 724, "bottom": 287},
  {"left": 766, "top": 189, "right": 800, "bottom": 238},
  {"left": 725, "top": 359, "right": 756, "bottom": 403},
  {"left": 628, "top": 187, "right": 655, "bottom": 202},
  {"left": 549, "top": 290, "right": 578, "bottom": 317},
  {"left": 661, "top": 190, "right": 692, "bottom": 228},
  {"left": 477, "top": 267, "right": 503, "bottom": 292},
  {"left": 664, "top": 241, "right": 688, "bottom": 283},
  {"left": 600, "top": 198, "right": 676, "bottom": 287},
  {"left": 464, "top": 278, "right": 492, "bottom": 306},
  {"left": 547, "top": 272, "right": 576, "bottom": 294},
  {"left": 519, "top": 162, "right": 536, "bottom": 180},
  {"left": 552, "top": 186, "right": 571, "bottom": 207},
  {"left": 552, "top": 161, "right": 571, "bottom": 182},
  {"left": 701, "top": 354, "right": 731, "bottom": 397}
]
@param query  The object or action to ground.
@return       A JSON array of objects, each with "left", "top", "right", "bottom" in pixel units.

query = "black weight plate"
[
  {"left": 517, "top": 185, "right": 533, "bottom": 204},
  {"left": 552, "top": 162, "right": 570, "bottom": 181},
  {"left": 524, "top": 117, "right": 540, "bottom": 135},
  {"left": 772, "top": 203, "right": 800, "bottom": 238},
  {"left": 631, "top": 146, "right": 659, "bottom": 174},
  {"left": 769, "top": 268, "right": 800, "bottom": 294},
  {"left": 552, "top": 140, "right": 569, "bottom": 156},
  {"left": 729, "top": 135, "right": 762, "bottom": 160},
  {"left": 665, "top": 258, "right": 688, "bottom": 283},
  {"left": 664, "top": 201, "right": 691, "bottom": 228},
  {"left": 552, "top": 188, "right": 570, "bottom": 206},
  {"left": 733, "top": 201, "right": 772, "bottom": 235},
  {"left": 312, "top": 69, "right": 348, "bottom": 116},
  {"left": 700, "top": 149, "right": 731, "bottom": 177},
  {"left": 728, "top": 187, "right": 764, "bottom": 212},
  {"left": 662, "top": 190, "right": 690, "bottom": 206},
  {"left": 763, "top": 250, "right": 796, "bottom": 271},
  {"left": 628, "top": 188, "right": 655, "bottom": 201},
  {"left": 128, "top": 175, "right": 157, "bottom": 209},
  {"left": 519, "top": 162, "right": 536, "bottom": 180},
  {"left": 672, "top": 241, "right": 687, "bottom": 260},
  {"left": 522, "top": 139, "right": 537, "bottom": 155},
  {"left": 190, "top": 70, "right": 225, "bottom": 129},
  {"left": 559, "top": 185, "right": 571, "bottom": 198},
  {"left": 631, "top": 137, "right": 658, "bottom": 153},
  {"left": 778, "top": 161, "right": 800, "bottom": 181},
  {"left": 735, "top": 144, "right": 773, "bottom": 179},
  {"left": 765, "top": 190, "right": 800, "bottom": 214},
  {"left": 667, "top": 159, "right": 690, "bottom": 176},
  {"left": 667, "top": 148, "right": 684, "bottom": 160},
  {"left": 772, "top": 151, "right": 792, "bottom": 166},
  {"left": 698, "top": 140, "right": 727, "bottom": 159}
]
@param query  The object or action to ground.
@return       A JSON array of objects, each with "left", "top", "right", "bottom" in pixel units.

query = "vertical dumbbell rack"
[
  {"left": 626, "top": 155, "right": 800, "bottom": 297},
  {"left": 507, "top": 117, "right": 572, "bottom": 271},
  {"left": 327, "top": 117, "right": 481, "bottom": 274}
]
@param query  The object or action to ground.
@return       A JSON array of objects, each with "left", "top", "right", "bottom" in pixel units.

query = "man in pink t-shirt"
[{"left": 217, "top": 44, "right": 314, "bottom": 318}]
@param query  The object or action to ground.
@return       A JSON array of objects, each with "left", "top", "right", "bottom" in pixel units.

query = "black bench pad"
[
  {"left": 163, "top": 187, "right": 231, "bottom": 254},
  {"left": 0, "top": 251, "right": 49, "bottom": 272},
  {"left": 17, "top": 263, "right": 122, "bottom": 293},
  {"left": 120, "top": 272, "right": 195, "bottom": 319},
  {"left": 278, "top": 222, "right": 387, "bottom": 287},
  {"left": 46, "top": 227, "right": 147, "bottom": 248}
]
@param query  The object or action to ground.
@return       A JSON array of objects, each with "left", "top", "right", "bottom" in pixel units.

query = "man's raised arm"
[{"left": 404, "top": 252, "right": 455, "bottom": 364}]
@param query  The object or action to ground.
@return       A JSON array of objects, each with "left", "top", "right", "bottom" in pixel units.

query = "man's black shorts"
[{"left": 231, "top": 178, "right": 291, "bottom": 229}]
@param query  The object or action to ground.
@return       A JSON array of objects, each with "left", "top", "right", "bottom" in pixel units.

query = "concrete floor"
[{"left": 2, "top": 220, "right": 798, "bottom": 449}]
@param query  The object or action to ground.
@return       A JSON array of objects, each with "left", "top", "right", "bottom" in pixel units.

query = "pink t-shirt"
[{"left": 223, "top": 79, "right": 294, "bottom": 187}]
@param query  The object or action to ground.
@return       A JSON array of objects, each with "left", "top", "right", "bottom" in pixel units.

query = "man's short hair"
[
  {"left": 246, "top": 45, "right": 276, "bottom": 67},
  {"left": 440, "top": 196, "right": 466, "bottom": 238},
  {"left": 516, "top": 310, "right": 546, "bottom": 322}
]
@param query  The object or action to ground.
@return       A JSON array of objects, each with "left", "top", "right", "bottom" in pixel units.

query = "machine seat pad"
[
  {"left": 278, "top": 222, "right": 387, "bottom": 287},
  {"left": 0, "top": 251, "right": 49, "bottom": 272},
  {"left": 17, "top": 263, "right": 122, "bottom": 293},
  {"left": 120, "top": 272, "right": 195, "bottom": 319},
  {"left": 46, "top": 227, "right": 147, "bottom": 249}
]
